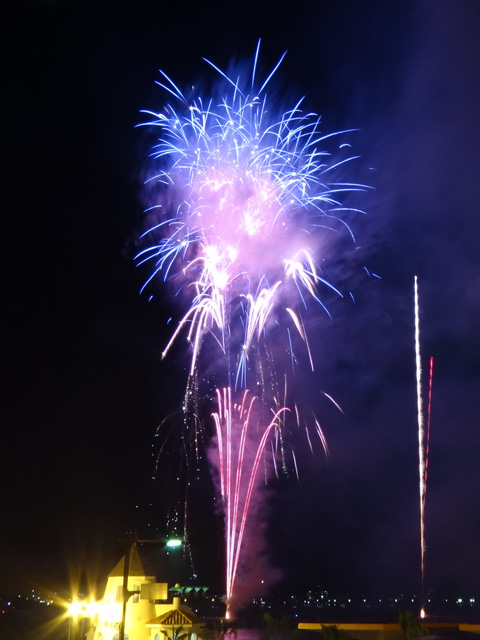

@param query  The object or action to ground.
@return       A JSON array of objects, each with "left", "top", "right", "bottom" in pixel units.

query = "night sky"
[{"left": 3, "top": 0, "right": 479, "bottom": 604}]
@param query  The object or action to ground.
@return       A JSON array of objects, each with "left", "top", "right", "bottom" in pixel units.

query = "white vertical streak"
[{"left": 414, "top": 276, "right": 426, "bottom": 586}]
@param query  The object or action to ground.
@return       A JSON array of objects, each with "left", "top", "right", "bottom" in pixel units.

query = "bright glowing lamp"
[
  {"left": 67, "top": 598, "right": 100, "bottom": 619},
  {"left": 68, "top": 599, "right": 82, "bottom": 618},
  {"left": 165, "top": 538, "right": 182, "bottom": 549}
]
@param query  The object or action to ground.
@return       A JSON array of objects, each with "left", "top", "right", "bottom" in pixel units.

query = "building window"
[{"left": 133, "top": 585, "right": 140, "bottom": 603}]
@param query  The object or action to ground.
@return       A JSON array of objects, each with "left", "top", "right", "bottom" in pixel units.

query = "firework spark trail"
[
  {"left": 211, "top": 388, "right": 287, "bottom": 616},
  {"left": 423, "top": 356, "right": 433, "bottom": 513},
  {"left": 419, "top": 354, "right": 433, "bottom": 620},
  {"left": 414, "top": 276, "right": 427, "bottom": 617},
  {"left": 137, "top": 41, "right": 368, "bottom": 613}
]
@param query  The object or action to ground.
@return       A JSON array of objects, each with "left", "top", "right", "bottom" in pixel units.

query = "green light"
[{"left": 166, "top": 538, "right": 182, "bottom": 548}]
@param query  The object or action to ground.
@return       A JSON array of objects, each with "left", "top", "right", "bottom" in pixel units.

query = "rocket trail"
[
  {"left": 414, "top": 276, "right": 425, "bottom": 588},
  {"left": 414, "top": 277, "right": 433, "bottom": 619}
]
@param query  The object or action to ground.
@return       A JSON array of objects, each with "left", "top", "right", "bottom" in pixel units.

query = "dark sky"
[{"left": 3, "top": 0, "right": 479, "bottom": 604}]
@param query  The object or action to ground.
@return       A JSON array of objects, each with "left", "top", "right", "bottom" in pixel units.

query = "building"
[
  {"left": 92, "top": 544, "right": 206, "bottom": 640},
  {"left": 146, "top": 594, "right": 205, "bottom": 640}
]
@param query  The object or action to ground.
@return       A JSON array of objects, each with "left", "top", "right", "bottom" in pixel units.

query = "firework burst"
[
  {"left": 136, "top": 41, "right": 368, "bottom": 615},
  {"left": 136, "top": 41, "right": 368, "bottom": 385}
]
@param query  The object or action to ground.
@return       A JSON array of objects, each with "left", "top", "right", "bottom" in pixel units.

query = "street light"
[
  {"left": 118, "top": 532, "right": 183, "bottom": 640},
  {"left": 165, "top": 538, "right": 183, "bottom": 549},
  {"left": 67, "top": 598, "right": 99, "bottom": 640}
]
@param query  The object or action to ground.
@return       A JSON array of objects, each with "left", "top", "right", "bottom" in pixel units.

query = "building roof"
[
  {"left": 109, "top": 543, "right": 156, "bottom": 578},
  {"left": 147, "top": 607, "right": 204, "bottom": 627}
]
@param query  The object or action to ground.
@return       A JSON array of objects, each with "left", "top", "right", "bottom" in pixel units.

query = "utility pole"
[
  {"left": 119, "top": 531, "right": 140, "bottom": 640},
  {"left": 118, "top": 532, "right": 183, "bottom": 640}
]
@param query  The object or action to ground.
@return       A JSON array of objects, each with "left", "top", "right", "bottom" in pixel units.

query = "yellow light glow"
[
  {"left": 99, "top": 600, "right": 122, "bottom": 623},
  {"left": 68, "top": 598, "right": 100, "bottom": 619}
]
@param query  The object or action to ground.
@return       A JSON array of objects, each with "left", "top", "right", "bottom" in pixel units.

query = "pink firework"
[
  {"left": 137, "top": 42, "right": 367, "bottom": 614},
  {"left": 211, "top": 388, "right": 287, "bottom": 617}
]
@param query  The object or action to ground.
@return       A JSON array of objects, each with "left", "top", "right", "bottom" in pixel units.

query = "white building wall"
[{"left": 93, "top": 574, "right": 157, "bottom": 640}]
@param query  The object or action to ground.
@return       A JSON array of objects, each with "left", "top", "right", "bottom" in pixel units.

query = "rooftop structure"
[{"left": 91, "top": 544, "right": 206, "bottom": 640}]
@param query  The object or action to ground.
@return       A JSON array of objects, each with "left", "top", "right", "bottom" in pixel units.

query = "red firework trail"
[
  {"left": 423, "top": 356, "right": 433, "bottom": 512},
  {"left": 211, "top": 387, "right": 287, "bottom": 618}
]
